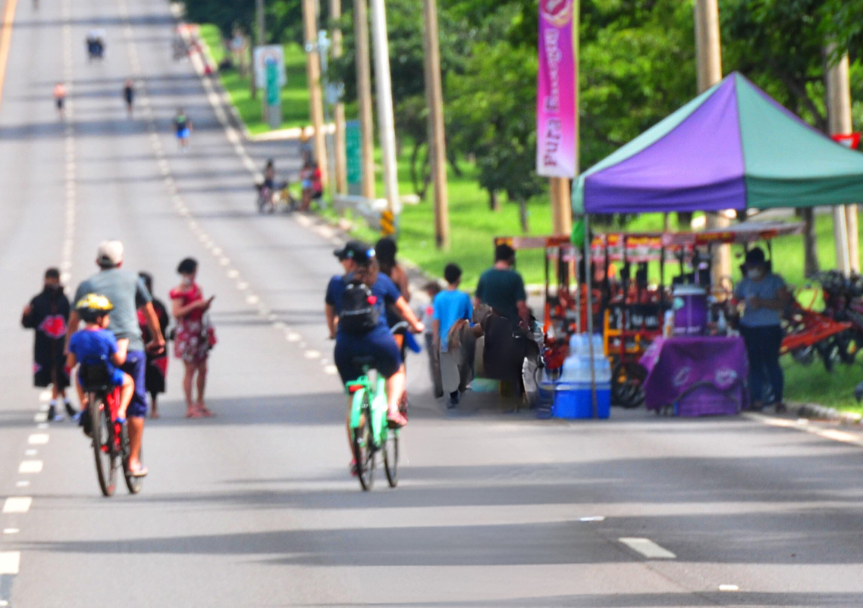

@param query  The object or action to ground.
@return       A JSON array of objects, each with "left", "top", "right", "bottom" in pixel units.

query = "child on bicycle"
[{"left": 66, "top": 294, "right": 135, "bottom": 423}]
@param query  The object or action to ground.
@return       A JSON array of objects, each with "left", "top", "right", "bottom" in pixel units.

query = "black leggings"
[{"left": 741, "top": 325, "right": 784, "bottom": 404}]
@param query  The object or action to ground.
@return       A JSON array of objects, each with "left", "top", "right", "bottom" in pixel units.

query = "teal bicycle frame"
[{"left": 347, "top": 370, "right": 390, "bottom": 450}]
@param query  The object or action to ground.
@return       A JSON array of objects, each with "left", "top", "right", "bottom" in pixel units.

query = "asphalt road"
[{"left": 2, "top": 0, "right": 863, "bottom": 606}]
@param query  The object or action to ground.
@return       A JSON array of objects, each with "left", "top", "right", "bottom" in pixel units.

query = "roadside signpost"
[{"left": 346, "top": 120, "right": 362, "bottom": 195}]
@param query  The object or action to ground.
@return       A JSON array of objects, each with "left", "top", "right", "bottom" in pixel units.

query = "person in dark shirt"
[
  {"left": 475, "top": 243, "right": 528, "bottom": 328},
  {"left": 138, "top": 272, "right": 170, "bottom": 419},
  {"left": 123, "top": 79, "right": 135, "bottom": 117},
  {"left": 22, "top": 268, "right": 72, "bottom": 421},
  {"left": 324, "top": 242, "right": 424, "bottom": 472}
]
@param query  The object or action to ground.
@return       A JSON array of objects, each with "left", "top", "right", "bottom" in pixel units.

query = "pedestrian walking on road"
[
  {"left": 22, "top": 268, "right": 72, "bottom": 421},
  {"left": 421, "top": 281, "right": 443, "bottom": 398},
  {"left": 53, "top": 82, "right": 66, "bottom": 120},
  {"left": 138, "top": 272, "right": 169, "bottom": 419},
  {"left": 433, "top": 263, "right": 475, "bottom": 409},
  {"left": 123, "top": 79, "right": 135, "bottom": 118},
  {"left": 66, "top": 240, "right": 166, "bottom": 477},
  {"left": 733, "top": 247, "right": 789, "bottom": 412},
  {"left": 170, "top": 258, "right": 216, "bottom": 418}
]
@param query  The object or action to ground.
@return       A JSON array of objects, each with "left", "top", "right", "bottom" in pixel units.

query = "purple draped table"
[{"left": 640, "top": 336, "right": 749, "bottom": 416}]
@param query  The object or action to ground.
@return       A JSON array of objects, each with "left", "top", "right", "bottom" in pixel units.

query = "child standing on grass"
[{"left": 433, "top": 264, "right": 473, "bottom": 409}]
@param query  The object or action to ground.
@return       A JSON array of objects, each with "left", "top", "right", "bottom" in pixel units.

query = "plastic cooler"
[{"left": 553, "top": 381, "right": 611, "bottom": 419}]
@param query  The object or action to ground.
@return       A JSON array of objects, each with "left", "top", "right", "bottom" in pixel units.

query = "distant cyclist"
[
  {"left": 174, "top": 108, "right": 192, "bottom": 150},
  {"left": 66, "top": 241, "right": 166, "bottom": 477},
  {"left": 123, "top": 79, "right": 135, "bottom": 117}
]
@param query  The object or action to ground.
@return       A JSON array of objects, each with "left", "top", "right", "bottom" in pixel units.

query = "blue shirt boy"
[
  {"left": 433, "top": 290, "right": 473, "bottom": 352},
  {"left": 68, "top": 328, "right": 126, "bottom": 386}
]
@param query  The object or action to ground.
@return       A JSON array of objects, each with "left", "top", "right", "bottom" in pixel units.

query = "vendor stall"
[{"left": 572, "top": 71, "right": 863, "bottom": 415}]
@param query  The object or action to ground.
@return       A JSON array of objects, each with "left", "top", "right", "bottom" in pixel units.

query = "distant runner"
[
  {"left": 53, "top": 82, "right": 66, "bottom": 120},
  {"left": 174, "top": 108, "right": 192, "bottom": 151},
  {"left": 123, "top": 79, "right": 135, "bottom": 118}
]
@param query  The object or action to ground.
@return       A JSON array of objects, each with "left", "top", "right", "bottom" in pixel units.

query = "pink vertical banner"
[{"left": 537, "top": 0, "right": 576, "bottom": 178}]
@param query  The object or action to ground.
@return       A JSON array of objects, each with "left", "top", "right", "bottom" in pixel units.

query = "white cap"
[{"left": 97, "top": 240, "right": 124, "bottom": 267}]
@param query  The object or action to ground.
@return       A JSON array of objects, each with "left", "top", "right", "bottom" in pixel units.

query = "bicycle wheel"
[
  {"left": 89, "top": 395, "right": 118, "bottom": 497},
  {"left": 121, "top": 425, "right": 144, "bottom": 494},
  {"left": 352, "top": 398, "right": 375, "bottom": 491},
  {"left": 384, "top": 427, "right": 399, "bottom": 488}
]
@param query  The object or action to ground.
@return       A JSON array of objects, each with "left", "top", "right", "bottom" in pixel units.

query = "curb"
[{"left": 787, "top": 402, "right": 863, "bottom": 425}]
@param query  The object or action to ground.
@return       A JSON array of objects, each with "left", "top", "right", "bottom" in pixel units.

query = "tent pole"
[{"left": 583, "top": 214, "right": 597, "bottom": 417}]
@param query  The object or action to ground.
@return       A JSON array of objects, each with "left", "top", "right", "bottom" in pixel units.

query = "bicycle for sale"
[{"left": 80, "top": 362, "right": 144, "bottom": 497}]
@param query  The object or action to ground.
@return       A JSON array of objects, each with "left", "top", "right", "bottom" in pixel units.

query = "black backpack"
[{"left": 339, "top": 281, "right": 379, "bottom": 334}]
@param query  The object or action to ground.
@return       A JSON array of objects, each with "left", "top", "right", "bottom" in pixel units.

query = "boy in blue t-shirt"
[
  {"left": 433, "top": 264, "right": 473, "bottom": 408},
  {"left": 67, "top": 294, "right": 135, "bottom": 423}
]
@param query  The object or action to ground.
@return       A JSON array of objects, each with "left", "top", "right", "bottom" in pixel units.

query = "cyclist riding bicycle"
[
  {"left": 67, "top": 294, "right": 135, "bottom": 424},
  {"left": 66, "top": 241, "right": 165, "bottom": 478},
  {"left": 325, "top": 242, "right": 423, "bottom": 466}
]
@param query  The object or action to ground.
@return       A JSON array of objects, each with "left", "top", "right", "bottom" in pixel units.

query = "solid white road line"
[
  {"left": 2, "top": 498, "right": 32, "bottom": 514},
  {"left": 18, "top": 461, "right": 43, "bottom": 474},
  {"left": 619, "top": 537, "right": 676, "bottom": 559},
  {"left": 0, "top": 552, "right": 20, "bottom": 575},
  {"left": 747, "top": 413, "right": 863, "bottom": 447},
  {"left": 27, "top": 434, "right": 48, "bottom": 445}
]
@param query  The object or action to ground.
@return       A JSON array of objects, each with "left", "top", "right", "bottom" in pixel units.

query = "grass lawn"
[{"left": 198, "top": 25, "right": 310, "bottom": 133}]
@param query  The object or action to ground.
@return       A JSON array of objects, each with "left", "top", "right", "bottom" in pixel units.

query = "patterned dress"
[{"left": 169, "top": 284, "right": 210, "bottom": 364}]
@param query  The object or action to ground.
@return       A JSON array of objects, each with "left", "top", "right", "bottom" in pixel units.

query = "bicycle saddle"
[{"left": 351, "top": 355, "right": 377, "bottom": 370}]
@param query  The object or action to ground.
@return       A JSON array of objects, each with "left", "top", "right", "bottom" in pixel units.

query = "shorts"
[
  {"left": 176, "top": 128, "right": 190, "bottom": 139},
  {"left": 77, "top": 366, "right": 125, "bottom": 389},
  {"left": 334, "top": 325, "right": 402, "bottom": 384},
  {"left": 56, "top": 98, "right": 64, "bottom": 110},
  {"left": 301, "top": 179, "right": 312, "bottom": 189},
  {"left": 121, "top": 350, "right": 147, "bottom": 418}
]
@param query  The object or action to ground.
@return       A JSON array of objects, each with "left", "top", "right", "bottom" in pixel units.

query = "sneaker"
[
  {"left": 78, "top": 408, "right": 92, "bottom": 437},
  {"left": 47, "top": 404, "right": 62, "bottom": 422},
  {"left": 447, "top": 391, "right": 459, "bottom": 409},
  {"left": 349, "top": 459, "right": 358, "bottom": 477},
  {"left": 64, "top": 401, "right": 78, "bottom": 418}
]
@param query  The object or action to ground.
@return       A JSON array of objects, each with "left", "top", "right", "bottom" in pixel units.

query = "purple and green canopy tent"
[{"left": 573, "top": 72, "right": 863, "bottom": 215}]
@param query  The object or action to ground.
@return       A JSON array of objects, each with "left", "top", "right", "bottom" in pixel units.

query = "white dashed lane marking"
[
  {"left": 18, "top": 461, "right": 42, "bottom": 474},
  {"left": 27, "top": 434, "right": 48, "bottom": 445},
  {"left": 1, "top": 529, "right": 18, "bottom": 535},
  {"left": 2, "top": 498, "right": 32, "bottom": 514},
  {"left": 0, "top": 552, "right": 20, "bottom": 575},
  {"left": 619, "top": 537, "right": 676, "bottom": 559},
  {"left": 14, "top": 482, "right": 29, "bottom": 489}
]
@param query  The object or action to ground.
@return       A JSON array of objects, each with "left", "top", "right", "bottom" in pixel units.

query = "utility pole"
[
  {"left": 421, "top": 0, "right": 449, "bottom": 249},
  {"left": 369, "top": 0, "right": 399, "bottom": 215},
  {"left": 825, "top": 47, "right": 856, "bottom": 274},
  {"left": 330, "top": 0, "right": 347, "bottom": 194},
  {"left": 251, "top": 0, "right": 265, "bottom": 100},
  {"left": 353, "top": 0, "right": 375, "bottom": 200},
  {"left": 303, "top": 0, "right": 328, "bottom": 182},
  {"left": 694, "top": 0, "right": 730, "bottom": 282}
]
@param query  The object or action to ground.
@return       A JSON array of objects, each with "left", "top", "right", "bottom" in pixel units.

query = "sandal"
[{"left": 185, "top": 409, "right": 204, "bottom": 419}]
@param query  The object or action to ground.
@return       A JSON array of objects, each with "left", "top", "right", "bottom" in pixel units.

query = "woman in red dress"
[{"left": 170, "top": 258, "right": 215, "bottom": 418}]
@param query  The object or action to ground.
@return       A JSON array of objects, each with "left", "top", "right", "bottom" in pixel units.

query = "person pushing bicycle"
[{"left": 325, "top": 242, "right": 423, "bottom": 467}]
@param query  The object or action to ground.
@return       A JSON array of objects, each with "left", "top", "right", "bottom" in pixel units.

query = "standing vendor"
[{"left": 733, "top": 247, "right": 789, "bottom": 412}]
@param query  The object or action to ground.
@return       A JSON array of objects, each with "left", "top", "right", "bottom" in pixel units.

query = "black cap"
[
  {"left": 333, "top": 240, "right": 374, "bottom": 264},
  {"left": 745, "top": 247, "right": 766, "bottom": 266}
]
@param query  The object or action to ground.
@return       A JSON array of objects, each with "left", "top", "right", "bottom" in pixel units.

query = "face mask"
[
  {"left": 181, "top": 276, "right": 193, "bottom": 286},
  {"left": 748, "top": 267, "right": 764, "bottom": 280}
]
